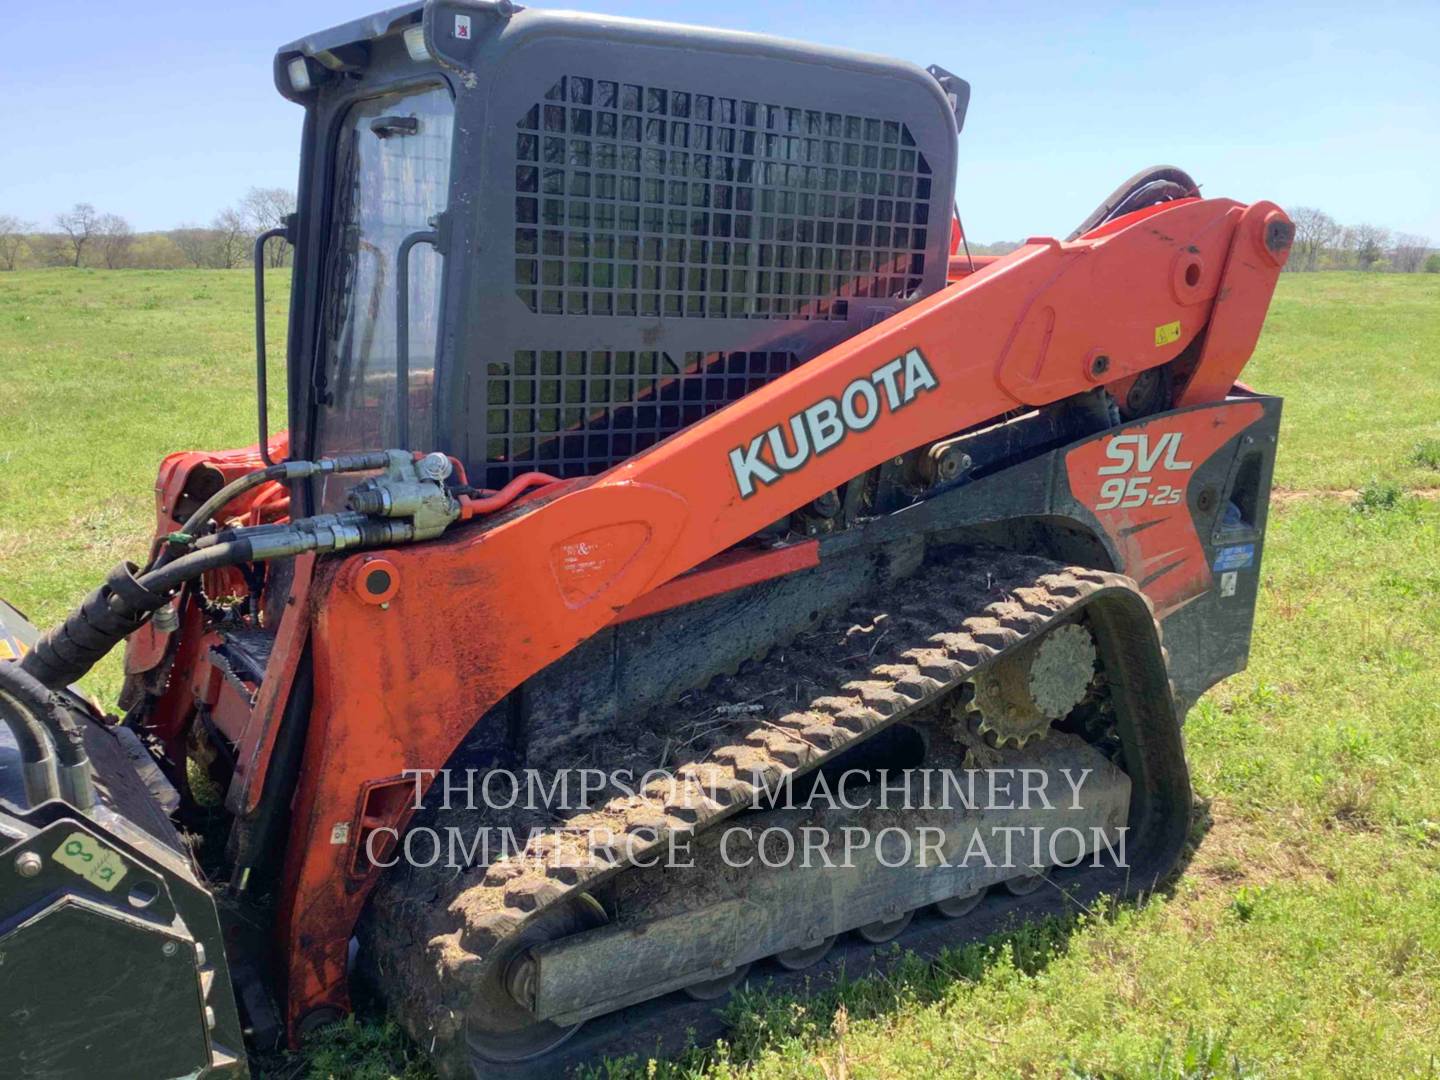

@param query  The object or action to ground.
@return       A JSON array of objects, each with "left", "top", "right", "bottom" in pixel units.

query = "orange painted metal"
[
  {"left": 227, "top": 553, "right": 315, "bottom": 816},
  {"left": 612, "top": 541, "right": 820, "bottom": 625},
  {"left": 237, "top": 196, "right": 1287, "bottom": 1031},
  {"left": 946, "top": 253, "right": 1004, "bottom": 279},
  {"left": 1176, "top": 203, "right": 1293, "bottom": 405}
]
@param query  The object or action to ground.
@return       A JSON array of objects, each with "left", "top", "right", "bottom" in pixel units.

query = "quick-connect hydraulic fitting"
[{"left": 344, "top": 451, "right": 459, "bottom": 541}]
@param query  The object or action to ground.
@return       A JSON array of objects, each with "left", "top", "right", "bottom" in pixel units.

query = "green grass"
[
  {"left": 0, "top": 268, "right": 288, "bottom": 703},
  {"left": 1410, "top": 438, "right": 1440, "bottom": 471},
  {"left": 1246, "top": 273, "right": 1440, "bottom": 492},
  {"left": 2, "top": 269, "right": 1439, "bottom": 1078}
]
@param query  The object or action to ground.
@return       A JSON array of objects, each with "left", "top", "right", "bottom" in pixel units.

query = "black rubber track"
[{"left": 363, "top": 550, "right": 1192, "bottom": 1078}]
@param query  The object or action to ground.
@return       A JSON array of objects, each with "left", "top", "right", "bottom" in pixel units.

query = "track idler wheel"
[{"left": 467, "top": 895, "right": 609, "bottom": 1066}]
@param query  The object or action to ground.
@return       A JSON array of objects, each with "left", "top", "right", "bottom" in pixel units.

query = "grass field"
[{"left": 2, "top": 269, "right": 1439, "bottom": 1078}]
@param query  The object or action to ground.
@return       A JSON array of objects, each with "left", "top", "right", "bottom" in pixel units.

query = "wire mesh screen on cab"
[{"left": 486, "top": 73, "right": 937, "bottom": 489}]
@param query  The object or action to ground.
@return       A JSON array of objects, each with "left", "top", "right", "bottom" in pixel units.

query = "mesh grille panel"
[
  {"left": 513, "top": 75, "right": 933, "bottom": 320},
  {"left": 484, "top": 349, "right": 801, "bottom": 487}
]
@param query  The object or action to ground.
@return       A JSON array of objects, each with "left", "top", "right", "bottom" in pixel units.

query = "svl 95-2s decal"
[
  {"left": 1094, "top": 432, "right": 1194, "bottom": 510},
  {"left": 728, "top": 348, "right": 938, "bottom": 498}
]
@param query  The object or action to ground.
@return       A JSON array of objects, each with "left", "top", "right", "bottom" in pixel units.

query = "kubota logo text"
[
  {"left": 1093, "top": 431, "right": 1193, "bottom": 510},
  {"left": 728, "top": 349, "right": 939, "bottom": 498}
]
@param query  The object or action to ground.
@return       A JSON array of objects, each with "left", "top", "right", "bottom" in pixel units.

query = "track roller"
[
  {"left": 774, "top": 936, "right": 838, "bottom": 971},
  {"left": 934, "top": 888, "right": 987, "bottom": 919},
  {"left": 855, "top": 911, "right": 914, "bottom": 944},
  {"left": 682, "top": 964, "right": 751, "bottom": 1001},
  {"left": 1003, "top": 869, "right": 1052, "bottom": 896}
]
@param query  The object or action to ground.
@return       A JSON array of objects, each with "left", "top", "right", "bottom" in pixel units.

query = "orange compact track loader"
[{"left": 0, "top": 2, "right": 1292, "bottom": 1076}]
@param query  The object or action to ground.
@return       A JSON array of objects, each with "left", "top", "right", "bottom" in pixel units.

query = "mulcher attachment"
[{"left": 0, "top": 714, "right": 245, "bottom": 1077}]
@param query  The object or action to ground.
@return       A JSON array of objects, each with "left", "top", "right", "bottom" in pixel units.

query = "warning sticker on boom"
[{"left": 1155, "top": 320, "right": 1182, "bottom": 347}]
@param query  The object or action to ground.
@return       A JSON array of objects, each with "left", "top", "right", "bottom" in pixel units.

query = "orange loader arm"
[{"left": 271, "top": 194, "right": 1292, "bottom": 1032}]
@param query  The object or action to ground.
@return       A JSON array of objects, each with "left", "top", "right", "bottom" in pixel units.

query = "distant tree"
[
  {"left": 1426, "top": 253, "right": 1440, "bottom": 274},
  {"left": 968, "top": 240, "right": 1023, "bottom": 257},
  {"left": 1327, "top": 226, "right": 1358, "bottom": 270},
  {"left": 1287, "top": 207, "right": 1339, "bottom": 272},
  {"left": 97, "top": 213, "right": 135, "bottom": 269},
  {"left": 1391, "top": 233, "right": 1430, "bottom": 274},
  {"left": 241, "top": 187, "right": 296, "bottom": 268},
  {"left": 54, "top": 203, "right": 100, "bottom": 267},
  {"left": 127, "top": 233, "right": 189, "bottom": 270},
  {"left": 210, "top": 208, "right": 252, "bottom": 270},
  {"left": 170, "top": 226, "right": 212, "bottom": 268},
  {"left": 0, "top": 215, "right": 32, "bottom": 271},
  {"left": 1352, "top": 224, "right": 1391, "bottom": 270}
]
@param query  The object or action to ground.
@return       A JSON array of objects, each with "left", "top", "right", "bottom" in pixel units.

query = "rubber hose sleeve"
[
  {"left": 0, "top": 658, "right": 88, "bottom": 767},
  {"left": 20, "top": 540, "right": 254, "bottom": 691},
  {"left": 19, "top": 562, "right": 168, "bottom": 690}
]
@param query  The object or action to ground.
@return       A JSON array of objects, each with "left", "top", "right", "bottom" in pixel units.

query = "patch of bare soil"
[{"left": 1186, "top": 798, "right": 1326, "bottom": 894}]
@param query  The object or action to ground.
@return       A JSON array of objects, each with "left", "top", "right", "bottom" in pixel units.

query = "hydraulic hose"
[
  {"left": 22, "top": 515, "right": 414, "bottom": 693},
  {"left": 20, "top": 561, "right": 173, "bottom": 691},
  {"left": 1066, "top": 165, "right": 1201, "bottom": 242},
  {"left": 458, "top": 472, "right": 562, "bottom": 518},
  {"left": 0, "top": 686, "right": 60, "bottom": 805},
  {"left": 0, "top": 659, "right": 95, "bottom": 809},
  {"left": 13, "top": 450, "right": 439, "bottom": 809},
  {"left": 155, "top": 452, "right": 396, "bottom": 569},
  {"left": 20, "top": 541, "right": 262, "bottom": 694},
  {"left": 170, "top": 463, "right": 291, "bottom": 553},
  {"left": 138, "top": 541, "right": 257, "bottom": 597}
]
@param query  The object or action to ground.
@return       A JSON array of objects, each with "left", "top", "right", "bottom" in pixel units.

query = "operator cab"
[{"left": 272, "top": 0, "right": 964, "bottom": 510}]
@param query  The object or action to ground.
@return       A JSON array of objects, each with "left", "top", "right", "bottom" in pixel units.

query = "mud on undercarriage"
[{"left": 361, "top": 549, "right": 1192, "bottom": 1078}]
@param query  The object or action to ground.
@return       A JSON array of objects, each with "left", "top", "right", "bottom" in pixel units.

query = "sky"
[{"left": 2, "top": 0, "right": 1437, "bottom": 243}]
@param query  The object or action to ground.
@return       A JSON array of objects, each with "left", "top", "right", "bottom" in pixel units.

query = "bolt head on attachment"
[{"left": 14, "top": 852, "right": 42, "bottom": 878}]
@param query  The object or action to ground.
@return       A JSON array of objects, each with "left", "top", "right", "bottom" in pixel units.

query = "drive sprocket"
[{"left": 973, "top": 622, "right": 1097, "bottom": 748}]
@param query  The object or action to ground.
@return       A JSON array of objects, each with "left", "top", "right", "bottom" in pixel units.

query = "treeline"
[
  {"left": 1286, "top": 207, "right": 1436, "bottom": 273},
  {"left": 972, "top": 216, "right": 1436, "bottom": 273},
  {"left": 0, "top": 189, "right": 295, "bottom": 272},
  {"left": 4, "top": 198, "right": 1435, "bottom": 275}
]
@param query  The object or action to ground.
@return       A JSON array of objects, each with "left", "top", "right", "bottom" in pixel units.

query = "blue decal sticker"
[{"left": 1213, "top": 544, "right": 1255, "bottom": 572}]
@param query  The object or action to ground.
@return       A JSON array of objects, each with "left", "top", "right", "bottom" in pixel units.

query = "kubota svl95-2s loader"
[{"left": 0, "top": 2, "right": 1292, "bottom": 1076}]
